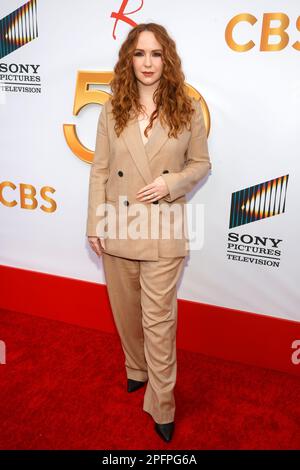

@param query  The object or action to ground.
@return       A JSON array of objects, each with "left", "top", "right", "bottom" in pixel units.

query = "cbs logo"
[
  {"left": 226, "top": 13, "right": 300, "bottom": 51},
  {"left": 0, "top": 181, "right": 56, "bottom": 212}
]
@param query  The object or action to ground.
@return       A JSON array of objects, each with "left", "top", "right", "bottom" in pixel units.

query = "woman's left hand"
[{"left": 136, "top": 176, "right": 169, "bottom": 203}]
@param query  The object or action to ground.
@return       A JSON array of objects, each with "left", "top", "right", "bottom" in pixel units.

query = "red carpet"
[{"left": 0, "top": 308, "right": 299, "bottom": 450}]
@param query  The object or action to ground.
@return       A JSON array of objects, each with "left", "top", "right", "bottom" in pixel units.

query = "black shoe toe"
[{"left": 154, "top": 421, "right": 175, "bottom": 442}]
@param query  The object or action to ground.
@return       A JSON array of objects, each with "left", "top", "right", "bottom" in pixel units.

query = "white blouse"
[{"left": 138, "top": 114, "right": 157, "bottom": 146}]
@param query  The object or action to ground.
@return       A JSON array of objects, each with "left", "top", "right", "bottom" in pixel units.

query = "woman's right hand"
[{"left": 88, "top": 236, "right": 106, "bottom": 257}]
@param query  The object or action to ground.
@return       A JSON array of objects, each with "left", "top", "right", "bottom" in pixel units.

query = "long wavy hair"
[{"left": 110, "top": 23, "right": 195, "bottom": 139}]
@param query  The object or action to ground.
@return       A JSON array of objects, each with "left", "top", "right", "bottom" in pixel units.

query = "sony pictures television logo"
[
  {"left": 0, "top": 0, "right": 40, "bottom": 96},
  {"left": 0, "top": 0, "right": 38, "bottom": 60},
  {"left": 227, "top": 175, "right": 289, "bottom": 268}
]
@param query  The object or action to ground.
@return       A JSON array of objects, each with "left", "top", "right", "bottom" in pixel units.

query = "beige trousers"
[{"left": 102, "top": 252, "right": 186, "bottom": 424}]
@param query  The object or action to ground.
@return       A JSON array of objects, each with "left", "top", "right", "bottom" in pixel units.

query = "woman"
[{"left": 86, "top": 23, "right": 212, "bottom": 443}]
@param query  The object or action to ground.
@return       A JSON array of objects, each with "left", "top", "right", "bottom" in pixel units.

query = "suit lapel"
[
  {"left": 121, "top": 114, "right": 169, "bottom": 185},
  {"left": 144, "top": 117, "right": 169, "bottom": 162}
]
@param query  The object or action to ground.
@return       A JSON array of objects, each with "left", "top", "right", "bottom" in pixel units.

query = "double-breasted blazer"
[{"left": 86, "top": 96, "right": 212, "bottom": 261}]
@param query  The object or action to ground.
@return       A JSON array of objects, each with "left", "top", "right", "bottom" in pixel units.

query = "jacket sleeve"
[
  {"left": 86, "top": 102, "right": 110, "bottom": 237},
  {"left": 161, "top": 98, "right": 212, "bottom": 202}
]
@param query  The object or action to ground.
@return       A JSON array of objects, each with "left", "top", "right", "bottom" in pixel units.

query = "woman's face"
[{"left": 132, "top": 31, "right": 164, "bottom": 87}]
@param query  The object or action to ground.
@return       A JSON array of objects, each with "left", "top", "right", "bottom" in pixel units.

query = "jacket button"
[
  {"left": 152, "top": 200, "right": 159, "bottom": 204},
  {"left": 118, "top": 170, "right": 123, "bottom": 177},
  {"left": 124, "top": 200, "right": 129, "bottom": 206},
  {"left": 162, "top": 170, "right": 169, "bottom": 174}
]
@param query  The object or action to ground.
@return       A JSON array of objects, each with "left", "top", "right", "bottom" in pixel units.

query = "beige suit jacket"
[{"left": 86, "top": 97, "right": 212, "bottom": 261}]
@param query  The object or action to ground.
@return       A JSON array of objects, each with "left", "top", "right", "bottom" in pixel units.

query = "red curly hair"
[{"left": 110, "top": 23, "right": 195, "bottom": 139}]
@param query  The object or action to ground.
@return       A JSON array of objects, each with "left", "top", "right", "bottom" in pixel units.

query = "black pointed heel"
[{"left": 127, "top": 378, "right": 147, "bottom": 393}]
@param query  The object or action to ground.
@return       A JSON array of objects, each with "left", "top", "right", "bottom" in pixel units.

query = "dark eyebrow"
[{"left": 134, "top": 48, "right": 162, "bottom": 52}]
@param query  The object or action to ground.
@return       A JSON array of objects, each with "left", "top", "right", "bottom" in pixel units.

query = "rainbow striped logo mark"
[
  {"left": 229, "top": 175, "right": 289, "bottom": 228},
  {"left": 0, "top": 0, "right": 38, "bottom": 60}
]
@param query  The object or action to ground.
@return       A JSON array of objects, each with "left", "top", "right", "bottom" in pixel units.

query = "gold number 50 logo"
[{"left": 63, "top": 71, "right": 211, "bottom": 164}]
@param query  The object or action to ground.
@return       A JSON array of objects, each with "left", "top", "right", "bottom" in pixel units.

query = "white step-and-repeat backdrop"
[{"left": 1, "top": 0, "right": 299, "bottom": 321}]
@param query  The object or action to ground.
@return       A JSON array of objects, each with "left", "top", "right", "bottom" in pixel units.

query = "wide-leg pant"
[{"left": 102, "top": 252, "right": 186, "bottom": 424}]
